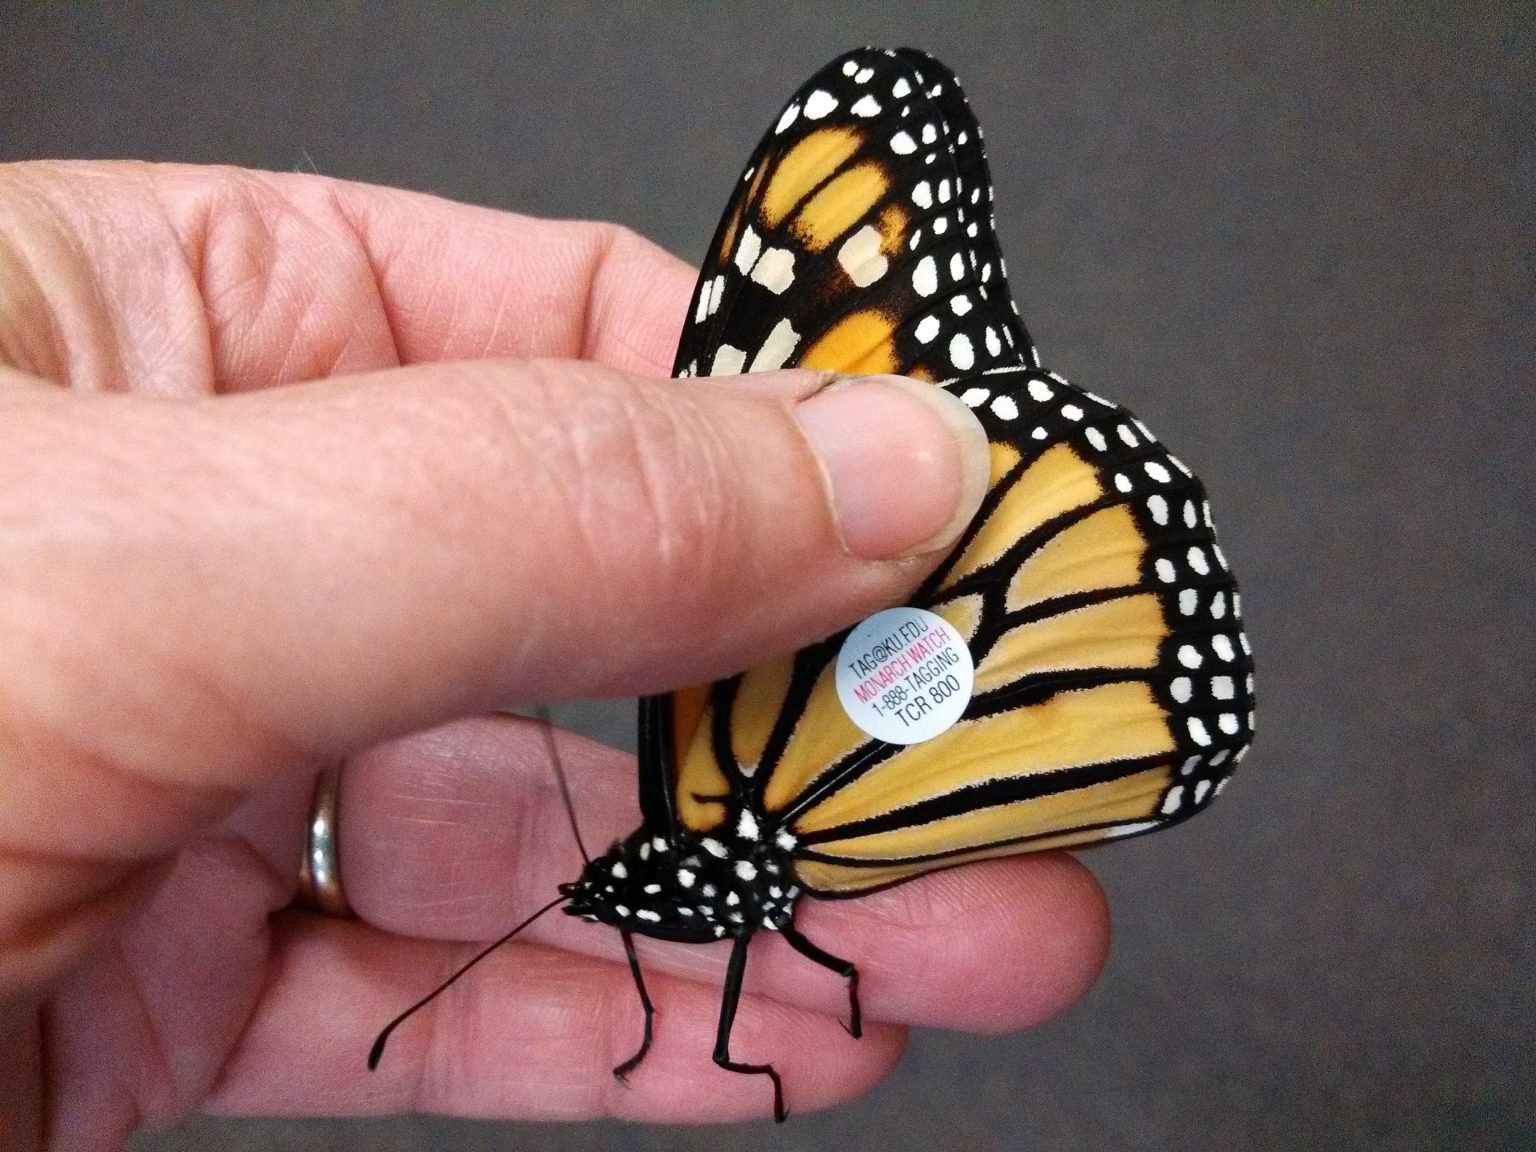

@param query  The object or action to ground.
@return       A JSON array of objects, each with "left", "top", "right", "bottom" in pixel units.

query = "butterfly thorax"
[{"left": 559, "top": 809, "right": 801, "bottom": 943}]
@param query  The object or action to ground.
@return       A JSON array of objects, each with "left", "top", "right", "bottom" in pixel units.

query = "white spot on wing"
[
  {"left": 748, "top": 318, "right": 800, "bottom": 372},
  {"left": 711, "top": 344, "right": 746, "bottom": 376},
  {"left": 837, "top": 225, "right": 888, "bottom": 287},
  {"left": 750, "top": 247, "right": 796, "bottom": 294},
  {"left": 734, "top": 226, "right": 762, "bottom": 274},
  {"left": 912, "top": 255, "right": 938, "bottom": 296},
  {"left": 804, "top": 90, "right": 838, "bottom": 119},
  {"left": 949, "top": 333, "right": 975, "bottom": 371}
]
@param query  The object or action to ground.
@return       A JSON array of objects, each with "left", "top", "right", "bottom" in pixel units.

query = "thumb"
[{"left": 0, "top": 358, "right": 988, "bottom": 838}]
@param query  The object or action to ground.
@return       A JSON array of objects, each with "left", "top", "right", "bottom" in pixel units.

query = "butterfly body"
[{"left": 560, "top": 815, "right": 801, "bottom": 943}]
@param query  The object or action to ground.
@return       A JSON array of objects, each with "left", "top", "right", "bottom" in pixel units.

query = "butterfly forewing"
[
  {"left": 674, "top": 47, "right": 1032, "bottom": 384},
  {"left": 657, "top": 47, "right": 1254, "bottom": 897}
]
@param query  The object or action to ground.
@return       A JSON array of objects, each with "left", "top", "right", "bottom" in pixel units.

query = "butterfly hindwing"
[
  {"left": 656, "top": 47, "right": 1255, "bottom": 896},
  {"left": 781, "top": 368, "right": 1254, "bottom": 894}
]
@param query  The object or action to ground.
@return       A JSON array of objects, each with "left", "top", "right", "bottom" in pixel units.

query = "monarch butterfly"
[{"left": 372, "top": 45, "right": 1255, "bottom": 1122}]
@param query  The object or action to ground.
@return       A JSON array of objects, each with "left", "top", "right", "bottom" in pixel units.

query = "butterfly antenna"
[
  {"left": 534, "top": 702, "right": 590, "bottom": 865},
  {"left": 368, "top": 893, "right": 568, "bottom": 1070}
]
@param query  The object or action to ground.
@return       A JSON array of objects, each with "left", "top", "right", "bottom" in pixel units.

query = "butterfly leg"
[
  {"left": 612, "top": 929, "right": 655, "bottom": 1084},
  {"left": 713, "top": 930, "right": 786, "bottom": 1122},
  {"left": 781, "top": 924, "right": 861, "bottom": 1038}
]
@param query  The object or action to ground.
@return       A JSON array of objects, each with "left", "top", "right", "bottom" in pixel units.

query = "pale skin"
[{"left": 0, "top": 161, "right": 1110, "bottom": 1148}]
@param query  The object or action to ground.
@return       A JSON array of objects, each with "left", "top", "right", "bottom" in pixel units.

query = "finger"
[
  {"left": 205, "top": 916, "right": 905, "bottom": 1123},
  {"left": 0, "top": 162, "right": 694, "bottom": 392},
  {"left": 314, "top": 174, "right": 696, "bottom": 374},
  {"left": 345, "top": 717, "right": 1109, "bottom": 1034},
  {"left": 0, "top": 360, "right": 986, "bottom": 852}
]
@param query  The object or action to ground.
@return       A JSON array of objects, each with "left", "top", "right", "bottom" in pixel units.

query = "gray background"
[{"left": 4, "top": 4, "right": 1529, "bottom": 1150}]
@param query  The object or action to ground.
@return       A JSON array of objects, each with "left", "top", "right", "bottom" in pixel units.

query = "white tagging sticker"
[{"left": 834, "top": 606, "right": 974, "bottom": 745}]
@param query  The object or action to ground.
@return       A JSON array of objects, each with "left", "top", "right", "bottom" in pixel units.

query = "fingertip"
[
  {"left": 794, "top": 853, "right": 1111, "bottom": 1034},
  {"left": 1001, "top": 853, "right": 1112, "bottom": 1028}
]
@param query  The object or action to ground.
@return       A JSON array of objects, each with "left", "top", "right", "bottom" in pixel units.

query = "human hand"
[{"left": 0, "top": 162, "right": 1109, "bottom": 1147}]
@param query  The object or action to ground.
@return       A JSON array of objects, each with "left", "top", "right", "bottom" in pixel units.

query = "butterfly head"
[{"left": 560, "top": 812, "right": 801, "bottom": 942}]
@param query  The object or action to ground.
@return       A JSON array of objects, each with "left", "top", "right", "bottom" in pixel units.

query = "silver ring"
[{"left": 296, "top": 764, "right": 354, "bottom": 917}]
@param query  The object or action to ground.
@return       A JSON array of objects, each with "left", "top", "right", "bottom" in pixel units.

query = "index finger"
[
  {"left": 308, "top": 174, "right": 696, "bottom": 373},
  {"left": 0, "top": 162, "right": 695, "bottom": 392}
]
